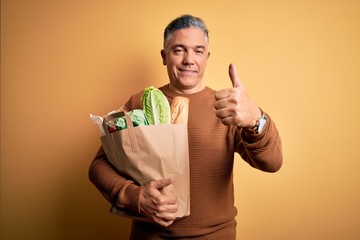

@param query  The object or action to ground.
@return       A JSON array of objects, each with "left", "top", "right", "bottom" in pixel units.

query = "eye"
[
  {"left": 195, "top": 48, "right": 205, "bottom": 55},
  {"left": 172, "top": 47, "right": 185, "bottom": 55}
]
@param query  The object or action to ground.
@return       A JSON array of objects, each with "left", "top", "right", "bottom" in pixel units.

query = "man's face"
[{"left": 161, "top": 27, "right": 210, "bottom": 94}]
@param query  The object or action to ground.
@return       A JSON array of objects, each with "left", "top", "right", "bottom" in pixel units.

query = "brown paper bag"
[{"left": 100, "top": 111, "right": 190, "bottom": 220}]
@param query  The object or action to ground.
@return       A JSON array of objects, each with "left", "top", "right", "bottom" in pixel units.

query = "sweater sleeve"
[
  {"left": 235, "top": 112, "right": 283, "bottom": 172},
  {"left": 88, "top": 146, "right": 143, "bottom": 213}
]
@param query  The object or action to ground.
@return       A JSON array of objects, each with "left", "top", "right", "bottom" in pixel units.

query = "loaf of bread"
[{"left": 170, "top": 96, "right": 189, "bottom": 124}]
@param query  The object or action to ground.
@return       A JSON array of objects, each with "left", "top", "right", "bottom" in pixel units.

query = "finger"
[
  {"left": 154, "top": 202, "right": 178, "bottom": 214},
  {"left": 215, "top": 107, "right": 232, "bottom": 119},
  {"left": 152, "top": 178, "right": 173, "bottom": 190},
  {"left": 229, "top": 63, "right": 243, "bottom": 88},
  {"left": 214, "top": 98, "right": 229, "bottom": 110},
  {"left": 214, "top": 89, "right": 230, "bottom": 100},
  {"left": 156, "top": 212, "right": 177, "bottom": 221},
  {"left": 156, "top": 218, "right": 175, "bottom": 227},
  {"left": 219, "top": 115, "right": 238, "bottom": 126},
  {"left": 141, "top": 200, "right": 177, "bottom": 216}
]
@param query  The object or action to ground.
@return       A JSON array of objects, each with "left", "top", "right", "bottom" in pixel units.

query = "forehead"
[{"left": 165, "top": 27, "right": 208, "bottom": 48}]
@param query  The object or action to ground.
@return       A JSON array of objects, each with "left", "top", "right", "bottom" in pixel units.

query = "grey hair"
[{"left": 163, "top": 14, "right": 209, "bottom": 47}]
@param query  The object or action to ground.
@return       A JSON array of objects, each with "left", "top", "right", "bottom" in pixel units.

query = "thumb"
[
  {"left": 229, "top": 63, "right": 242, "bottom": 88},
  {"left": 153, "top": 178, "right": 173, "bottom": 190}
]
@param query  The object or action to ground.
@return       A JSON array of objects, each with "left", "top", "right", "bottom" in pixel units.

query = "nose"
[{"left": 182, "top": 51, "right": 195, "bottom": 65}]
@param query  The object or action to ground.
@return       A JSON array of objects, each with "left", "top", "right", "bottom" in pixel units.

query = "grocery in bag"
[{"left": 90, "top": 87, "right": 190, "bottom": 220}]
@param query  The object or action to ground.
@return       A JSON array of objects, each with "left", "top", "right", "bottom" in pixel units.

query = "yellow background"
[{"left": 1, "top": 0, "right": 360, "bottom": 239}]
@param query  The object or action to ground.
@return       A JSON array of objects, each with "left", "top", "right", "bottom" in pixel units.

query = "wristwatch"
[{"left": 253, "top": 113, "right": 267, "bottom": 134}]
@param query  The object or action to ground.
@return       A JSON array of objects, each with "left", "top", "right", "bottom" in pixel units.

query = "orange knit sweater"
[{"left": 89, "top": 84, "right": 283, "bottom": 239}]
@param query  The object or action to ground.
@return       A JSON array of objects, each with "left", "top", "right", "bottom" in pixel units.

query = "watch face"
[{"left": 257, "top": 116, "right": 267, "bottom": 133}]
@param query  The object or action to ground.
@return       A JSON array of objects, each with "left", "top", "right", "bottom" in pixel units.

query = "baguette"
[{"left": 170, "top": 96, "right": 189, "bottom": 124}]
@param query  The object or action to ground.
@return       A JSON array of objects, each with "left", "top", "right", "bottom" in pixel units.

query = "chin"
[{"left": 179, "top": 76, "right": 199, "bottom": 84}]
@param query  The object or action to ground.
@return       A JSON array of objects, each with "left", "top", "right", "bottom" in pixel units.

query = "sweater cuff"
[
  {"left": 242, "top": 113, "right": 269, "bottom": 138},
  {"left": 117, "top": 182, "right": 143, "bottom": 213}
]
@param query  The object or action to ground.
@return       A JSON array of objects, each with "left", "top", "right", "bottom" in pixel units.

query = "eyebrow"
[{"left": 171, "top": 44, "right": 206, "bottom": 50}]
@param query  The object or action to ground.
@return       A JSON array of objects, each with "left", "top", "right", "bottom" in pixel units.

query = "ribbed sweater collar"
[{"left": 160, "top": 84, "right": 214, "bottom": 100}]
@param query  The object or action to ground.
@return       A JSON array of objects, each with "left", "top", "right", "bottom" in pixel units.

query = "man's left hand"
[{"left": 214, "top": 63, "right": 261, "bottom": 128}]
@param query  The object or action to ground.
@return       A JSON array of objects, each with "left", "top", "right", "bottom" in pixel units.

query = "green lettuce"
[
  {"left": 142, "top": 86, "right": 171, "bottom": 125},
  {"left": 114, "top": 109, "right": 149, "bottom": 130}
]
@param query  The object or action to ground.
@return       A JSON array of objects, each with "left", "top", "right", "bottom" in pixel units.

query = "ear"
[{"left": 160, "top": 49, "right": 166, "bottom": 65}]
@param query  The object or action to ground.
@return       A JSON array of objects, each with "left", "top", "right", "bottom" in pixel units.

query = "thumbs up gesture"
[{"left": 214, "top": 63, "right": 261, "bottom": 128}]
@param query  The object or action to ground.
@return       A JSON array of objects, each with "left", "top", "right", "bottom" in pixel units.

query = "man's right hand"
[{"left": 139, "top": 178, "right": 178, "bottom": 227}]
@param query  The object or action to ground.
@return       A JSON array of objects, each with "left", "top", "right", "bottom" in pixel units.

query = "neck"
[{"left": 169, "top": 83, "right": 205, "bottom": 94}]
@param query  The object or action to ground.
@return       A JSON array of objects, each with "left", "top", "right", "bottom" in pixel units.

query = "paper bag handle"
[{"left": 124, "top": 111, "right": 139, "bottom": 153}]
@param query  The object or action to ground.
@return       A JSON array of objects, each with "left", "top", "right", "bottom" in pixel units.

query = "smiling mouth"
[{"left": 178, "top": 68, "right": 197, "bottom": 74}]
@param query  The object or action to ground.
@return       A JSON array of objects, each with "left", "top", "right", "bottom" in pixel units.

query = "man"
[{"left": 89, "top": 14, "right": 283, "bottom": 239}]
